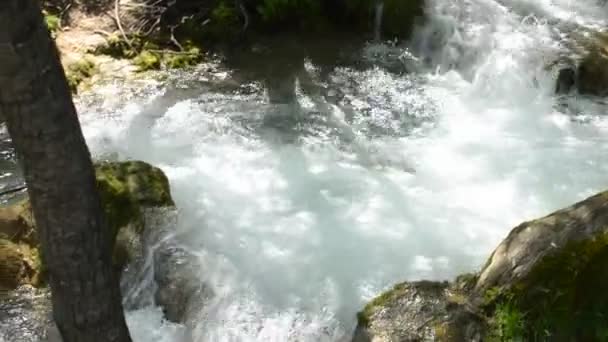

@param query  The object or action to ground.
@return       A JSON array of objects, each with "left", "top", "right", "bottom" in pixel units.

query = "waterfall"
[
  {"left": 3, "top": 0, "right": 608, "bottom": 341},
  {"left": 374, "top": 0, "right": 384, "bottom": 41}
]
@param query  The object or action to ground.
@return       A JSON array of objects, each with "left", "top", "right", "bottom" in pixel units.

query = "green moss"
[
  {"left": 163, "top": 47, "right": 203, "bottom": 69},
  {"left": 43, "top": 10, "right": 60, "bottom": 37},
  {"left": 133, "top": 50, "right": 162, "bottom": 71},
  {"left": 482, "top": 231, "right": 608, "bottom": 340},
  {"left": 357, "top": 282, "right": 411, "bottom": 327},
  {"left": 95, "top": 161, "right": 174, "bottom": 207},
  {"left": 65, "top": 58, "right": 97, "bottom": 93},
  {"left": 0, "top": 162, "right": 173, "bottom": 289},
  {"left": 94, "top": 34, "right": 140, "bottom": 59},
  {"left": 94, "top": 33, "right": 204, "bottom": 70},
  {"left": 95, "top": 161, "right": 174, "bottom": 269}
]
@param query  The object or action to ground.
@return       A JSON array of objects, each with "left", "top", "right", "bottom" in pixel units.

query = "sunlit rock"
[
  {"left": 353, "top": 279, "right": 483, "bottom": 342},
  {"left": 355, "top": 190, "right": 608, "bottom": 341}
]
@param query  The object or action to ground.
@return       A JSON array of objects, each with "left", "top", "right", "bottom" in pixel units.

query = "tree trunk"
[{"left": 0, "top": 1, "right": 132, "bottom": 341}]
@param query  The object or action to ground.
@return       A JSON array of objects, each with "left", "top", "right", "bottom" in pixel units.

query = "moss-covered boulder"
[
  {"left": 354, "top": 190, "right": 608, "bottom": 341},
  {"left": 0, "top": 161, "right": 174, "bottom": 290},
  {"left": 474, "top": 190, "right": 608, "bottom": 340}
]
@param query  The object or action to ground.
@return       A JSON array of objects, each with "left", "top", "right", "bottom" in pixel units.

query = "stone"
[
  {"left": 555, "top": 67, "right": 576, "bottom": 94},
  {"left": 474, "top": 190, "right": 608, "bottom": 340},
  {"left": 153, "top": 242, "right": 213, "bottom": 324},
  {"left": 354, "top": 280, "right": 484, "bottom": 342},
  {"left": 0, "top": 160, "right": 174, "bottom": 290},
  {"left": 354, "top": 190, "right": 608, "bottom": 341}
]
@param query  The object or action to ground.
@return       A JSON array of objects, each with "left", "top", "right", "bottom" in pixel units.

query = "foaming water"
[{"left": 75, "top": 0, "right": 608, "bottom": 340}]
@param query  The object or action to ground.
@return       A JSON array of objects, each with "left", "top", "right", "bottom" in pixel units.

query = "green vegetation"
[
  {"left": 133, "top": 50, "right": 162, "bottom": 71},
  {"left": 65, "top": 58, "right": 97, "bottom": 93},
  {"left": 479, "top": 231, "right": 608, "bottom": 341},
  {"left": 356, "top": 282, "right": 411, "bottom": 327},
  {"left": 43, "top": 10, "right": 60, "bottom": 37},
  {"left": 94, "top": 34, "right": 204, "bottom": 72},
  {"left": 0, "top": 161, "right": 174, "bottom": 289},
  {"left": 488, "top": 298, "right": 526, "bottom": 341}
]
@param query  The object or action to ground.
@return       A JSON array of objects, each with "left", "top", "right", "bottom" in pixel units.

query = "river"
[{"left": 2, "top": 0, "right": 608, "bottom": 341}]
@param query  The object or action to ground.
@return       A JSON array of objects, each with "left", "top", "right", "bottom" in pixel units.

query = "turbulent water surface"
[{"left": 3, "top": 0, "right": 608, "bottom": 341}]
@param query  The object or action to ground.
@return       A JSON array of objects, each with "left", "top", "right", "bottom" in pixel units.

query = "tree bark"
[{"left": 0, "top": 1, "right": 132, "bottom": 341}]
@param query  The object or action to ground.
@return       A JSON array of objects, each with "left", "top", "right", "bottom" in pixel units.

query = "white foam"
[{"left": 78, "top": 0, "right": 608, "bottom": 340}]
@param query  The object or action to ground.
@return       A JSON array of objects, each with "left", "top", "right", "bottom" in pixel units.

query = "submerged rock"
[
  {"left": 154, "top": 244, "right": 213, "bottom": 324},
  {"left": 354, "top": 190, "right": 608, "bottom": 341},
  {"left": 0, "top": 160, "right": 174, "bottom": 290},
  {"left": 555, "top": 66, "right": 576, "bottom": 94}
]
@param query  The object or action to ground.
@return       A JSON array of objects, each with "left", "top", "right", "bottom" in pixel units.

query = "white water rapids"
[{"left": 4, "top": 0, "right": 608, "bottom": 341}]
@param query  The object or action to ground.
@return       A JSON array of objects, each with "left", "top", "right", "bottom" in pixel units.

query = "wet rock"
[
  {"left": 355, "top": 190, "right": 608, "bottom": 341},
  {"left": 0, "top": 286, "right": 54, "bottom": 342},
  {"left": 0, "top": 161, "right": 175, "bottom": 290},
  {"left": 577, "top": 45, "right": 608, "bottom": 96},
  {"left": 474, "top": 190, "right": 608, "bottom": 340},
  {"left": 154, "top": 244, "right": 213, "bottom": 323},
  {"left": 554, "top": 30, "right": 608, "bottom": 96},
  {"left": 354, "top": 280, "right": 484, "bottom": 342},
  {"left": 555, "top": 66, "right": 576, "bottom": 94}
]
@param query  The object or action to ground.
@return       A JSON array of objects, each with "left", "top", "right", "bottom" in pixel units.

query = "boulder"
[
  {"left": 354, "top": 190, "right": 608, "bottom": 341},
  {"left": 555, "top": 66, "right": 576, "bottom": 94},
  {"left": 474, "top": 190, "right": 608, "bottom": 340},
  {"left": 553, "top": 30, "right": 608, "bottom": 96},
  {"left": 354, "top": 277, "right": 484, "bottom": 342},
  {"left": 0, "top": 160, "right": 174, "bottom": 290},
  {"left": 153, "top": 244, "right": 213, "bottom": 323},
  {"left": 577, "top": 36, "right": 608, "bottom": 96}
]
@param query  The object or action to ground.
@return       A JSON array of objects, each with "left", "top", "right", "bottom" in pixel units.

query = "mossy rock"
[
  {"left": 354, "top": 190, "right": 608, "bottom": 341},
  {"left": 475, "top": 190, "right": 608, "bottom": 340},
  {"left": 354, "top": 281, "right": 484, "bottom": 341},
  {"left": 0, "top": 161, "right": 174, "bottom": 290}
]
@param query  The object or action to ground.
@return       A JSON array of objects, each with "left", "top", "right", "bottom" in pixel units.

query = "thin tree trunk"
[{"left": 0, "top": 1, "right": 132, "bottom": 341}]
